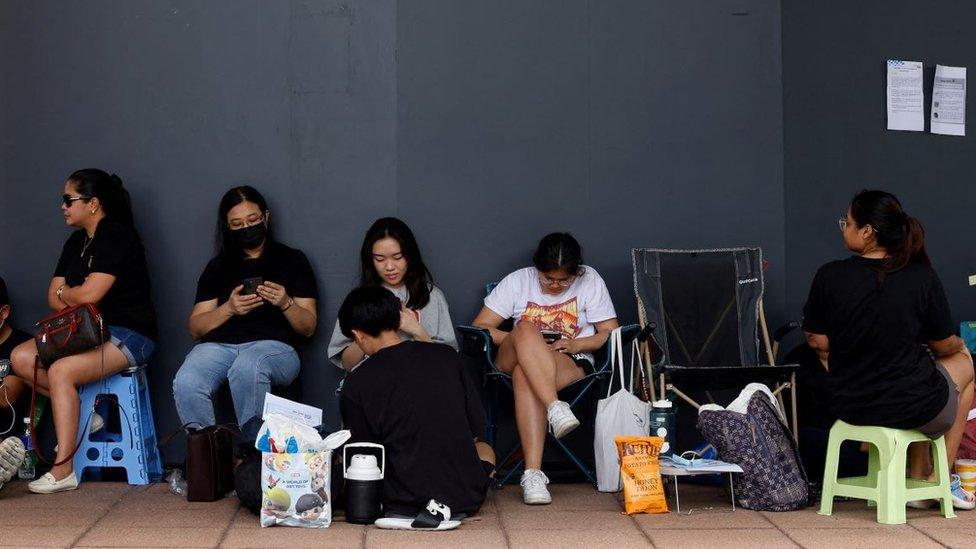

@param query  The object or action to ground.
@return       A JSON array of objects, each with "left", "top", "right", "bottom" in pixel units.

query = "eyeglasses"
[
  {"left": 62, "top": 194, "right": 90, "bottom": 207},
  {"left": 228, "top": 213, "right": 265, "bottom": 230},
  {"left": 539, "top": 272, "right": 577, "bottom": 288}
]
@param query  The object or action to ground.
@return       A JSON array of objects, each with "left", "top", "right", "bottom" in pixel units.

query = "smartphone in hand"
[
  {"left": 541, "top": 330, "right": 562, "bottom": 344},
  {"left": 242, "top": 277, "right": 264, "bottom": 296}
]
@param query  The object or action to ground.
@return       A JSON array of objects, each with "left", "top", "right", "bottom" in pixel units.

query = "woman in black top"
[
  {"left": 11, "top": 169, "right": 157, "bottom": 494},
  {"left": 803, "top": 190, "right": 975, "bottom": 508},
  {"left": 172, "top": 186, "right": 318, "bottom": 429}
]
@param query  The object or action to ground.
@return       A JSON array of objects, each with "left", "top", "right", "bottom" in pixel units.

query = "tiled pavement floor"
[{"left": 1, "top": 480, "right": 975, "bottom": 548}]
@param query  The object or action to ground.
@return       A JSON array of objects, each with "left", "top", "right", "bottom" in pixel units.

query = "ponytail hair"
[
  {"left": 68, "top": 168, "right": 138, "bottom": 236},
  {"left": 849, "top": 190, "right": 930, "bottom": 277}
]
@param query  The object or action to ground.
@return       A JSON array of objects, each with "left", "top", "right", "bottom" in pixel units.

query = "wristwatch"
[
  {"left": 281, "top": 297, "right": 294, "bottom": 312},
  {"left": 56, "top": 284, "right": 66, "bottom": 302}
]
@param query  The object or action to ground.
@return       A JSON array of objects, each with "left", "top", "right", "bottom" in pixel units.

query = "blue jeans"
[{"left": 172, "top": 340, "right": 300, "bottom": 427}]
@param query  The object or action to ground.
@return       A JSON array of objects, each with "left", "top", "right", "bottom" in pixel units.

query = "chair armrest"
[
  {"left": 457, "top": 325, "right": 493, "bottom": 356},
  {"left": 774, "top": 321, "right": 801, "bottom": 343}
]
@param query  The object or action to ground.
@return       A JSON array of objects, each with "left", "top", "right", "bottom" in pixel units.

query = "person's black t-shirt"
[
  {"left": 339, "top": 340, "right": 488, "bottom": 517},
  {"left": 802, "top": 256, "right": 953, "bottom": 428},
  {"left": 0, "top": 327, "right": 31, "bottom": 363},
  {"left": 195, "top": 241, "right": 317, "bottom": 347},
  {"left": 0, "top": 327, "right": 33, "bottom": 425},
  {"left": 54, "top": 219, "right": 158, "bottom": 340}
]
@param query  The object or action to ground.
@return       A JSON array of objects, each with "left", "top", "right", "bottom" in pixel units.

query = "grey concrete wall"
[
  {"left": 1, "top": 1, "right": 784, "bottom": 462},
  {"left": 783, "top": 1, "right": 976, "bottom": 330}
]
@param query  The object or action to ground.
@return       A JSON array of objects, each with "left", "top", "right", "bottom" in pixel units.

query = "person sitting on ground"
[
  {"left": 328, "top": 217, "right": 456, "bottom": 372},
  {"left": 173, "top": 186, "right": 318, "bottom": 428},
  {"left": 803, "top": 189, "right": 975, "bottom": 509},
  {"left": 471, "top": 232, "right": 618, "bottom": 505},
  {"left": 0, "top": 276, "right": 33, "bottom": 429},
  {"left": 338, "top": 286, "right": 494, "bottom": 521},
  {"left": 0, "top": 276, "right": 30, "bottom": 492},
  {"left": 10, "top": 169, "right": 158, "bottom": 494}
]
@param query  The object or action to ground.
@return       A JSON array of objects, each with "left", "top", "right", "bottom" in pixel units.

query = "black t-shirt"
[
  {"left": 194, "top": 241, "right": 317, "bottom": 347},
  {"left": 54, "top": 219, "right": 158, "bottom": 340},
  {"left": 339, "top": 340, "right": 488, "bottom": 517},
  {"left": 802, "top": 256, "right": 953, "bottom": 428},
  {"left": 0, "top": 327, "right": 31, "bottom": 362}
]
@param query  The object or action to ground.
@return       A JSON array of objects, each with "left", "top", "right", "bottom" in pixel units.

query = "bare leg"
[
  {"left": 475, "top": 441, "right": 495, "bottom": 467},
  {"left": 42, "top": 345, "right": 129, "bottom": 480},
  {"left": 10, "top": 340, "right": 52, "bottom": 397},
  {"left": 940, "top": 351, "right": 975, "bottom": 470},
  {"left": 513, "top": 365, "right": 548, "bottom": 470},
  {"left": 0, "top": 376, "right": 28, "bottom": 409}
]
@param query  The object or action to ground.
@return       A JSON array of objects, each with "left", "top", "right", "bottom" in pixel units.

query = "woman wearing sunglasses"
[
  {"left": 172, "top": 186, "right": 318, "bottom": 429},
  {"left": 803, "top": 190, "right": 975, "bottom": 509},
  {"left": 471, "top": 232, "right": 618, "bottom": 505},
  {"left": 10, "top": 169, "right": 157, "bottom": 494}
]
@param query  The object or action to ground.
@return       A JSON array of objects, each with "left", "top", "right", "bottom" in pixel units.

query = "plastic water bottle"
[
  {"left": 18, "top": 417, "right": 36, "bottom": 480},
  {"left": 649, "top": 400, "right": 676, "bottom": 458}
]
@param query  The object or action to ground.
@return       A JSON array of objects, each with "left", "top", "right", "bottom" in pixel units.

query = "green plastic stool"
[{"left": 818, "top": 420, "right": 955, "bottom": 524}]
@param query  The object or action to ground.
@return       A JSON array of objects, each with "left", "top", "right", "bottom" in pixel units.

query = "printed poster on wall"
[
  {"left": 886, "top": 60, "right": 925, "bottom": 132},
  {"left": 931, "top": 64, "right": 966, "bottom": 136}
]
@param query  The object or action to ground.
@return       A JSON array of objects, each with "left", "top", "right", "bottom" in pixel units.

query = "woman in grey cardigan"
[{"left": 328, "top": 217, "right": 457, "bottom": 371}]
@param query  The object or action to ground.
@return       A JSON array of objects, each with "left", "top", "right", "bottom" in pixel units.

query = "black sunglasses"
[{"left": 62, "top": 194, "right": 90, "bottom": 207}]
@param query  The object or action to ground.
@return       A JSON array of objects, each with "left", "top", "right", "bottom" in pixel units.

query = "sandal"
[{"left": 373, "top": 499, "right": 462, "bottom": 531}]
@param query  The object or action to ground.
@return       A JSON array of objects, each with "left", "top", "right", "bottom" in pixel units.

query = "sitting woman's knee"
[
  {"left": 511, "top": 321, "right": 541, "bottom": 345},
  {"left": 10, "top": 342, "right": 36, "bottom": 377}
]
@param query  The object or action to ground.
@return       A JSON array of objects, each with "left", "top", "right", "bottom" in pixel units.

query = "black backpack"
[{"left": 697, "top": 391, "right": 808, "bottom": 511}]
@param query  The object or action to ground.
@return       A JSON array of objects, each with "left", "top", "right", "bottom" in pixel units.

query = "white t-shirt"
[{"left": 484, "top": 266, "right": 617, "bottom": 341}]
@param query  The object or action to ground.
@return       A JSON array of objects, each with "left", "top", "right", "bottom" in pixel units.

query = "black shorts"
[
  {"left": 915, "top": 362, "right": 959, "bottom": 439},
  {"left": 569, "top": 353, "right": 595, "bottom": 375}
]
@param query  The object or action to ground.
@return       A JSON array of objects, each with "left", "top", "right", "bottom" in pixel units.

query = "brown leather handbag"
[
  {"left": 184, "top": 424, "right": 237, "bottom": 502},
  {"left": 33, "top": 303, "right": 109, "bottom": 367}
]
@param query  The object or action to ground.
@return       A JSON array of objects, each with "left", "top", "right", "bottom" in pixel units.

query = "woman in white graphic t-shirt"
[{"left": 473, "top": 233, "right": 619, "bottom": 506}]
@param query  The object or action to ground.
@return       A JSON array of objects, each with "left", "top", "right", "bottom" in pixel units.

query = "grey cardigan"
[{"left": 327, "top": 284, "right": 458, "bottom": 369}]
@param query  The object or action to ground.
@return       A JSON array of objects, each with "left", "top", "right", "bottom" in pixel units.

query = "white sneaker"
[
  {"left": 520, "top": 469, "right": 552, "bottom": 505},
  {"left": 0, "top": 437, "right": 25, "bottom": 490},
  {"left": 547, "top": 401, "right": 579, "bottom": 439},
  {"left": 28, "top": 471, "right": 79, "bottom": 494}
]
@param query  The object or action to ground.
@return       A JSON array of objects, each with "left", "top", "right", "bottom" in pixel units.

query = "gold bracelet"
[
  {"left": 56, "top": 284, "right": 66, "bottom": 301},
  {"left": 281, "top": 297, "right": 294, "bottom": 312}
]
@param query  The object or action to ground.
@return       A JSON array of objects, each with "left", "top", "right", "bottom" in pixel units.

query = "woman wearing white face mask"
[
  {"left": 328, "top": 217, "right": 457, "bottom": 372},
  {"left": 172, "top": 186, "right": 318, "bottom": 428}
]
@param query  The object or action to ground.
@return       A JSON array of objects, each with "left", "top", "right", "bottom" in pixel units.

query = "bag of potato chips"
[{"left": 615, "top": 435, "right": 669, "bottom": 514}]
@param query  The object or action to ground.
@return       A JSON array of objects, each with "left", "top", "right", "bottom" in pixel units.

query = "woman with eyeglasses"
[
  {"left": 10, "top": 169, "right": 157, "bottom": 493},
  {"left": 803, "top": 190, "right": 975, "bottom": 509},
  {"left": 472, "top": 232, "right": 618, "bottom": 505},
  {"left": 328, "top": 217, "right": 457, "bottom": 371},
  {"left": 172, "top": 186, "right": 318, "bottom": 428}
]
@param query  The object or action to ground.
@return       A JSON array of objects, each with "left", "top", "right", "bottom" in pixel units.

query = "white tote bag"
[{"left": 594, "top": 328, "right": 652, "bottom": 492}]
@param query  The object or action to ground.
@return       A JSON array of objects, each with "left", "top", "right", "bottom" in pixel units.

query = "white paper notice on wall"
[
  {"left": 931, "top": 65, "right": 966, "bottom": 136},
  {"left": 887, "top": 60, "right": 925, "bottom": 131}
]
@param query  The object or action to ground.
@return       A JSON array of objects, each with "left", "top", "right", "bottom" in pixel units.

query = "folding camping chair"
[
  {"left": 457, "top": 284, "right": 640, "bottom": 487},
  {"left": 632, "top": 247, "right": 800, "bottom": 439}
]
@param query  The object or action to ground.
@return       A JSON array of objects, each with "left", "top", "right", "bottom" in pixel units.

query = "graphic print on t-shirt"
[{"left": 520, "top": 297, "right": 581, "bottom": 338}]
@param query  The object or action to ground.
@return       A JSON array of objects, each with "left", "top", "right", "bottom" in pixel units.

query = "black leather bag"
[
  {"left": 185, "top": 425, "right": 237, "bottom": 502},
  {"left": 33, "top": 303, "right": 109, "bottom": 367}
]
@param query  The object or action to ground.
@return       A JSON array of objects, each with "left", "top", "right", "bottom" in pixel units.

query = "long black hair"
[
  {"left": 849, "top": 190, "right": 930, "bottom": 276},
  {"left": 68, "top": 169, "right": 139, "bottom": 239},
  {"left": 358, "top": 217, "right": 433, "bottom": 310},
  {"left": 533, "top": 232, "right": 583, "bottom": 275},
  {"left": 215, "top": 186, "right": 272, "bottom": 260}
]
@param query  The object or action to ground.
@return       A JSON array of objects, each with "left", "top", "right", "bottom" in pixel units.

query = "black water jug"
[{"left": 343, "top": 443, "right": 385, "bottom": 524}]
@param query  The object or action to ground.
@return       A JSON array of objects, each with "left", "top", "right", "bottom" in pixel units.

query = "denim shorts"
[{"left": 108, "top": 325, "right": 156, "bottom": 368}]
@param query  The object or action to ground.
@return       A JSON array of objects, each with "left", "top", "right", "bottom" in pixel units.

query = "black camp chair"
[
  {"left": 457, "top": 283, "right": 639, "bottom": 487},
  {"left": 632, "top": 247, "right": 800, "bottom": 439}
]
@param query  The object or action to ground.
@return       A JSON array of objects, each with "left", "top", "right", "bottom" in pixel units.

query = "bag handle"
[
  {"left": 630, "top": 336, "right": 648, "bottom": 399},
  {"left": 607, "top": 327, "right": 626, "bottom": 398}
]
